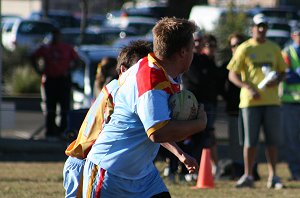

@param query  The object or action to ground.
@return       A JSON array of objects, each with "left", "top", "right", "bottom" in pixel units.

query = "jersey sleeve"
[{"left": 136, "top": 89, "right": 171, "bottom": 135}]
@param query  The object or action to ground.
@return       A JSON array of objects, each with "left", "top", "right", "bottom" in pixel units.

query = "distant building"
[
  {"left": 2, "top": 0, "right": 299, "bottom": 19},
  {"left": 1, "top": 0, "right": 122, "bottom": 18},
  {"left": 2, "top": 0, "right": 41, "bottom": 18},
  {"left": 208, "top": 0, "right": 300, "bottom": 8}
]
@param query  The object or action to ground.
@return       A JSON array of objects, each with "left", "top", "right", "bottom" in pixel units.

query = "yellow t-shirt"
[{"left": 227, "top": 38, "right": 287, "bottom": 108}]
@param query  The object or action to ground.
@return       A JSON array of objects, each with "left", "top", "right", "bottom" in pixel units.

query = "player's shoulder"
[
  {"left": 105, "top": 79, "right": 119, "bottom": 92},
  {"left": 136, "top": 58, "right": 174, "bottom": 96}
]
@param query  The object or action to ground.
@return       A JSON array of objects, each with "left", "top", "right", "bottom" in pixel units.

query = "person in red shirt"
[{"left": 31, "top": 28, "right": 81, "bottom": 140}]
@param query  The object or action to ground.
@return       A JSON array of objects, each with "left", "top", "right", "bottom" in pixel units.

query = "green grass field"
[{"left": 0, "top": 162, "right": 300, "bottom": 198}]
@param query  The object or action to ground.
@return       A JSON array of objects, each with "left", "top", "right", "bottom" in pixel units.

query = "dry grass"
[
  {"left": 0, "top": 162, "right": 64, "bottom": 198},
  {"left": 0, "top": 162, "right": 300, "bottom": 198}
]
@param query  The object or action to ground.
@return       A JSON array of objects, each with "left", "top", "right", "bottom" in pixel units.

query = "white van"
[{"left": 189, "top": 5, "right": 227, "bottom": 32}]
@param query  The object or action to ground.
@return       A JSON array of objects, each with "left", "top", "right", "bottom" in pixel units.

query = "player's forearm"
[
  {"left": 149, "top": 119, "right": 205, "bottom": 143},
  {"left": 160, "top": 142, "right": 184, "bottom": 160}
]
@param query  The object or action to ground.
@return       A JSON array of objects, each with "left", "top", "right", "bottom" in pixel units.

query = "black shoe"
[
  {"left": 253, "top": 163, "right": 260, "bottom": 181},
  {"left": 236, "top": 175, "right": 254, "bottom": 188}
]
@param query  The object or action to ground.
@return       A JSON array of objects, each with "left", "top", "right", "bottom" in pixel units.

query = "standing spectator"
[
  {"left": 227, "top": 14, "right": 287, "bottom": 189},
  {"left": 281, "top": 28, "right": 300, "bottom": 181},
  {"left": 220, "top": 33, "right": 245, "bottom": 178},
  {"left": 31, "top": 28, "right": 81, "bottom": 140},
  {"left": 183, "top": 33, "right": 222, "bottom": 180},
  {"left": 93, "top": 57, "right": 118, "bottom": 98},
  {"left": 82, "top": 17, "right": 207, "bottom": 197},
  {"left": 223, "top": 33, "right": 245, "bottom": 119},
  {"left": 220, "top": 33, "right": 260, "bottom": 180}
]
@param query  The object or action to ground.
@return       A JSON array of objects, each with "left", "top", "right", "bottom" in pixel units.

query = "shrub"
[
  {"left": 213, "top": 2, "right": 249, "bottom": 50},
  {"left": 213, "top": 2, "right": 250, "bottom": 65},
  {"left": 2, "top": 47, "right": 41, "bottom": 95},
  {"left": 5, "top": 65, "right": 40, "bottom": 95},
  {"left": 2, "top": 47, "right": 29, "bottom": 77}
]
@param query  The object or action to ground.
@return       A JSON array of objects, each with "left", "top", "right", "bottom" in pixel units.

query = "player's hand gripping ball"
[{"left": 168, "top": 89, "right": 198, "bottom": 120}]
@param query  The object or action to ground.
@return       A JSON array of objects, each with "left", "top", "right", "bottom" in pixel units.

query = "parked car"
[
  {"left": 1, "top": 14, "right": 22, "bottom": 31},
  {"left": 189, "top": 5, "right": 246, "bottom": 32},
  {"left": 104, "top": 16, "right": 157, "bottom": 36},
  {"left": 247, "top": 6, "right": 299, "bottom": 28},
  {"left": 189, "top": 5, "right": 221, "bottom": 31},
  {"left": 121, "top": 4, "right": 168, "bottom": 19},
  {"left": 86, "top": 14, "right": 107, "bottom": 28},
  {"left": 113, "top": 31, "right": 153, "bottom": 48},
  {"left": 29, "top": 10, "right": 80, "bottom": 28},
  {"left": 267, "top": 20, "right": 291, "bottom": 33},
  {"left": 2, "top": 19, "right": 56, "bottom": 53},
  {"left": 107, "top": 3, "right": 167, "bottom": 20},
  {"left": 58, "top": 27, "right": 138, "bottom": 46},
  {"left": 71, "top": 45, "right": 121, "bottom": 108},
  {"left": 267, "top": 29, "right": 290, "bottom": 49}
]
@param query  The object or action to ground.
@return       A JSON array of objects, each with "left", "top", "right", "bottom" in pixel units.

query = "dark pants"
[{"left": 44, "top": 75, "right": 71, "bottom": 137}]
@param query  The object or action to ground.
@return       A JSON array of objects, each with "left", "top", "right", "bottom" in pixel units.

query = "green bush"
[
  {"left": 2, "top": 47, "right": 41, "bottom": 95},
  {"left": 213, "top": 2, "right": 250, "bottom": 50},
  {"left": 2, "top": 47, "right": 29, "bottom": 77},
  {"left": 5, "top": 65, "right": 40, "bottom": 95},
  {"left": 213, "top": 2, "right": 250, "bottom": 65}
]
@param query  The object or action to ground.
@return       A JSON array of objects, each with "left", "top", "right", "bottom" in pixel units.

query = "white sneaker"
[
  {"left": 163, "top": 167, "right": 170, "bottom": 177},
  {"left": 184, "top": 174, "right": 193, "bottom": 182},
  {"left": 267, "top": 176, "right": 284, "bottom": 189}
]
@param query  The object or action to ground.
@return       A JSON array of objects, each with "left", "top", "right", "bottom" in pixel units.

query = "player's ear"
[
  {"left": 179, "top": 45, "right": 189, "bottom": 58},
  {"left": 120, "top": 65, "right": 127, "bottom": 73}
]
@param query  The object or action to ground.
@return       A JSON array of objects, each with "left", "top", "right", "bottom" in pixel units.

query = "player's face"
[{"left": 182, "top": 37, "right": 195, "bottom": 72}]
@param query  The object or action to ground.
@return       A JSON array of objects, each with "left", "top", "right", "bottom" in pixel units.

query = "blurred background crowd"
[{"left": 2, "top": 0, "right": 299, "bottom": 105}]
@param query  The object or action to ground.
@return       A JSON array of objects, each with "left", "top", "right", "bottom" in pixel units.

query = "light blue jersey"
[
  {"left": 63, "top": 79, "right": 119, "bottom": 198},
  {"left": 87, "top": 55, "right": 180, "bottom": 180},
  {"left": 83, "top": 54, "right": 181, "bottom": 197}
]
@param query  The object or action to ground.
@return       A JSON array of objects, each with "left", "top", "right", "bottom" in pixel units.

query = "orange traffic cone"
[{"left": 193, "top": 148, "right": 214, "bottom": 189}]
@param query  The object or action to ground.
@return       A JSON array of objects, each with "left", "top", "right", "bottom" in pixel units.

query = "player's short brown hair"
[
  {"left": 152, "top": 17, "right": 196, "bottom": 59},
  {"left": 116, "top": 40, "right": 152, "bottom": 74}
]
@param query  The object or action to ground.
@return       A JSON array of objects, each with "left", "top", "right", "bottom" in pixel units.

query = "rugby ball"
[{"left": 168, "top": 89, "right": 198, "bottom": 120}]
